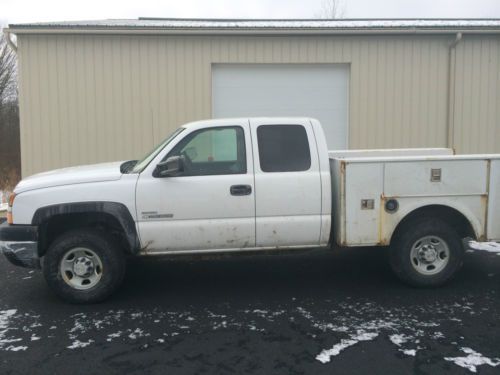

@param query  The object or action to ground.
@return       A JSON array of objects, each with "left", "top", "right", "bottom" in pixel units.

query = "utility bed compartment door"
[
  {"left": 384, "top": 160, "right": 488, "bottom": 196},
  {"left": 344, "top": 163, "right": 384, "bottom": 245}
]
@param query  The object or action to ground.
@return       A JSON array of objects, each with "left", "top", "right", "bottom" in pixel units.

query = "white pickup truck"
[{"left": 1, "top": 118, "right": 499, "bottom": 303}]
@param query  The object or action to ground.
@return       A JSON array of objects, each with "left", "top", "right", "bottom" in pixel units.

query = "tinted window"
[
  {"left": 166, "top": 126, "right": 246, "bottom": 176},
  {"left": 257, "top": 125, "right": 311, "bottom": 172}
]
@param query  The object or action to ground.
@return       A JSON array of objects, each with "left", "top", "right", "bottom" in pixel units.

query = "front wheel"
[
  {"left": 390, "top": 218, "right": 464, "bottom": 287},
  {"left": 43, "top": 229, "right": 126, "bottom": 303}
]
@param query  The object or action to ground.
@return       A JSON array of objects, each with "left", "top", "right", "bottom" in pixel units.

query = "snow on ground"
[
  {"left": 0, "top": 309, "right": 29, "bottom": 352},
  {"left": 128, "top": 328, "right": 150, "bottom": 340},
  {"left": 0, "top": 203, "right": 7, "bottom": 212},
  {"left": 316, "top": 331, "right": 379, "bottom": 363},
  {"left": 445, "top": 347, "right": 500, "bottom": 373},
  {"left": 0, "top": 299, "right": 499, "bottom": 373},
  {"left": 67, "top": 339, "right": 94, "bottom": 349},
  {"left": 0, "top": 310, "right": 18, "bottom": 349},
  {"left": 106, "top": 331, "right": 123, "bottom": 342},
  {"left": 468, "top": 241, "right": 500, "bottom": 255},
  {"left": 389, "top": 333, "right": 411, "bottom": 346}
]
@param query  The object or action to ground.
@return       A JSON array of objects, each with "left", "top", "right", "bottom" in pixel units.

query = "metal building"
[{"left": 4, "top": 19, "right": 500, "bottom": 176}]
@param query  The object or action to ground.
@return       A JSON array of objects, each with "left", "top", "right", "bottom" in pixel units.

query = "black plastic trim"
[
  {"left": 0, "top": 221, "right": 38, "bottom": 242},
  {"left": 32, "top": 202, "right": 140, "bottom": 254}
]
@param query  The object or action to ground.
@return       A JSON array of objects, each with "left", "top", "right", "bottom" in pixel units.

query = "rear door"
[{"left": 249, "top": 119, "right": 322, "bottom": 247}]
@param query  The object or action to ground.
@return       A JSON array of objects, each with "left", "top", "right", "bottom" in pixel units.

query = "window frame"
[{"left": 163, "top": 125, "right": 247, "bottom": 177}]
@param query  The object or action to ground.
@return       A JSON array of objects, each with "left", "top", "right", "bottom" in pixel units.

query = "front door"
[{"left": 135, "top": 120, "right": 255, "bottom": 252}]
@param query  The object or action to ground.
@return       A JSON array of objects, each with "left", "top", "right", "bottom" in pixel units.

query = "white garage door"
[{"left": 212, "top": 64, "right": 349, "bottom": 150}]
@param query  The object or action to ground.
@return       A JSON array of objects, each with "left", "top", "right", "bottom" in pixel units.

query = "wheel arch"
[
  {"left": 389, "top": 204, "right": 479, "bottom": 245},
  {"left": 32, "top": 202, "right": 140, "bottom": 257}
]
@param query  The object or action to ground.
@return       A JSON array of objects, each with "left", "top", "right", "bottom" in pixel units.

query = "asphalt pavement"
[{"left": 1, "top": 246, "right": 499, "bottom": 375}]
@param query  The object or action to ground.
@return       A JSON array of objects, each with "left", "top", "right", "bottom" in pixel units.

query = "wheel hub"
[
  {"left": 73, "top": 256, "right": 94, "bottom": 277},
  {"left": 60, "top": 247, "right": 103, "bottom": 290},
  {"left": 419, "top": 245, "right": 438, "bottom": 263},
  {"left": 410, "top": 235, "right": 450, "bottom": 276}
]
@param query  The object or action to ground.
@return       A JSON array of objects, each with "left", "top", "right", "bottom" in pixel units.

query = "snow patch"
[
  {"left": 5, "top": 345, "right": 28, "bottom": 352},
  {"left": 67, "top": 339, "right": 94, "bottom": 349},
  {"left": 445, "top": 347, "right": 500, "bottom": 373},
  {"left": 106, "top": 331, "right": 122, "bottom": 342},
  {"left": 128, "top": 328, "right": 149, "bottom": 339},
  {"left": 316, "top": 331, "right": 379, "bottom": 363},
  {"left": 431, "top": 331, "right": 445, "bottom": 339},
  {"left": 0, "top": 309, "right": 19, "bottom": 350},
  {"left": 402, "top": 349, "right": 417, "bottom": 356},
  {"left": 468, "top": 241, "right": 500, "bottom": 255},
  {"left": 389, "top": 334, "right": 411, "bottom": 346}
]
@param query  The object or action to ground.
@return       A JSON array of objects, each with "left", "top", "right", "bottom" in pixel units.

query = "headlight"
[{"left": 7, "top": 192, "right": 16, "bottom": 225}]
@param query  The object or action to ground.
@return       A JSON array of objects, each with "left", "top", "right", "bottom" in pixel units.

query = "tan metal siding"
[
  {"left": 453, "top": 35, "right": 500, "bottom": 154},
  {"left": 16, "top": 33, "right": 497, "bottom": 176}
]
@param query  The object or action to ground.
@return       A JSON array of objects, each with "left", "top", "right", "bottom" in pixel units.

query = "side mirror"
[{"left": 154, "top": 156, "right": 184, "bottom": 178}]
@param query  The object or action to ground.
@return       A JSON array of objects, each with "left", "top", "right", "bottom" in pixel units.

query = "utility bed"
[{"left": 330, "top": 149, "right": 500, "bottom": 247}]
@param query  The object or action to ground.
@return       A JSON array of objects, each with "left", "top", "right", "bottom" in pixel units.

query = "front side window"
[
  {"left": 166, "top": 126, "right": 246, "bottom": 176},
  {"left": 257, "top": 125, "right": 311, "bottom": 172}
]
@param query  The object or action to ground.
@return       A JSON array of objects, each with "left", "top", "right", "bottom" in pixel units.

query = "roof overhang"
[{"left": 5, "top": 18, "right": 500, "bottom": 36}]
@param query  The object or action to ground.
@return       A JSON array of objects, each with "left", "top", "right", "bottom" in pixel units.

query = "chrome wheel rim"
[
  {"left": 60, "top": 247, "right": 103, "bottom": 290},
  {"left": 410, "top": 235, "right": 450, "bottom": 275}
]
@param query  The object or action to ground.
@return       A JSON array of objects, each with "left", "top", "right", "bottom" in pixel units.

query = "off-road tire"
[
  {"left": 43, "top": 229, "right": 126, "bottom": 304},
  {"left": 390, "top": 218, "right": 464, "bottom": 287}
]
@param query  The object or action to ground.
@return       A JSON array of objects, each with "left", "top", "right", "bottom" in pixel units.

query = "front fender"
[{"left": 32, "top": 201, "right": 140, "bottom": 254}]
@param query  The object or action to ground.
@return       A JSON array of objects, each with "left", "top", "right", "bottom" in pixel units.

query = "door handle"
[{"left": 230, "top": 185, "right": 252, "bottom": 196}]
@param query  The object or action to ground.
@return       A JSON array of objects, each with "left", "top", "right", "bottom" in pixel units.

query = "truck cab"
[{"left": 133, "top": 118, "right": 331, "bottom": 253}]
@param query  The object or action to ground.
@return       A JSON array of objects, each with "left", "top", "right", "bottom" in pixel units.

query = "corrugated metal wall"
[
  {"left": 16, "top": 33, "right": 499, "bottom": 176},
  {"left": 452, "top": 35, "right": 500, "bottom": 154}
]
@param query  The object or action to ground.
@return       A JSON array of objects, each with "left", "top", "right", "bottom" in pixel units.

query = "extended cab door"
[
  {"left": 249, "top": 119, "right": 322, "bottom": 247},
  {"left": 135, "top": 119, "right": 255, "bottom": 252}
]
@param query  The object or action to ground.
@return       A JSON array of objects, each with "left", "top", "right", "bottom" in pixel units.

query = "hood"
[{"left": 15, "top": 161, "right": 125, "bottom": 193}]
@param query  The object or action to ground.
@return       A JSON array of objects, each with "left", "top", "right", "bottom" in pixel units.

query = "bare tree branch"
[
  {"left": 0, "top": 34, "right": 17, "bottom": 105},
  {"left": 316, "top": 0, "right": 346, "bottom": 19},
  {"left": 0, "top": 32, "right": 21, "bottom": 190}
]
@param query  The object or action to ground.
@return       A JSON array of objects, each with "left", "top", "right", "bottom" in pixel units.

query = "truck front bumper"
[{"left": 0, "top": 221, "right": 41, "bottom": 269}]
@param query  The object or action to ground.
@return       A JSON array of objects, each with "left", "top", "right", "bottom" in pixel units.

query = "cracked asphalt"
[{"left": 1, "top": 246, "right": 500, "bottom": 374}]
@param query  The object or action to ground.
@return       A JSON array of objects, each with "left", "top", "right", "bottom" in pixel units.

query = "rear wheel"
[
  {"left": 43, "top": 229, "right": 126, "bottom": 303},
  {"left": 390, "top": 218, "right": 464, "bottom": 287}
]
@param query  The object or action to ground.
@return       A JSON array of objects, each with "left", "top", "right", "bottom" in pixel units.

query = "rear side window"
[{"left": 257, "top": 125, "right": 311, "bottom": 172}]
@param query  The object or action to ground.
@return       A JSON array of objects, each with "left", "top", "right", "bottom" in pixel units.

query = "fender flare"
[
  {"left": 387, "top": 202, "right": 481, "bottom": 244},
  {"left": 32, "top": 201, "right": 140, "bottom": 254}
]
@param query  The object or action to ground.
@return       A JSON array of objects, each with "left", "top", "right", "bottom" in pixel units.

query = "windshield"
[{"left": 131, "top": 128, "right": 185, "bottom": 173}]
